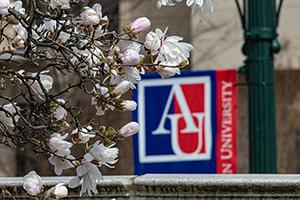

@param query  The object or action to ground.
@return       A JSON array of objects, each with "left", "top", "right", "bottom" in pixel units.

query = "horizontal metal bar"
[{"left": 2, "top": 175, "right": 300, "bottom": 199}]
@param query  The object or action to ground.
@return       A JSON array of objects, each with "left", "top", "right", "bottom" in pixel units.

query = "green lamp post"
[{"left": 235, "top": 0, "right": 284, "bottom": 173}]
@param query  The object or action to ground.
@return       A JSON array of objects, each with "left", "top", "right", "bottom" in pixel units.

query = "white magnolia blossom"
[
  {"left": 68, "top": 162, "right": 103, "bottom": 197},
  {"left": 48, "top": 155, "right": 74, "bottom": 175},
  {"left": 71, "top": 126, "right": 95, "bottom": 144},
  {"left": 93, "top": 24, "right": 105, "bottom": 39},
  {"left": 80, "top": 4, "right": 102, "bottom": 26},
  {"left": 117, "top": 38, "right": 142, "bottom": 55},
  {"left": 52, "top": 99, "right": 67, "bottom": 121},
  {"left": 116, "top": 39, "right": 134, "bottom": 54},
  {"left": 91, "top": 84, "right": 114, "bottom": 116},
  {"left": 121, "top": 49, "right": 141, "bottom": 65},
  {"left": 157, "top": 0, "right": 213, "bottom": 13},
  {"left": 48, "top": 133, "right": 73, "bottom": 157},
  {"left": 157, "top": 66, "right": 181, "bottom": 78},
  {"left": 71, "top": 48, "right": 91, "bottom": 65},
  {"left": 0, "top": 103, "right": 20, "bottom": 128},
  {"left": 45, "top": 183, "right": 68, "bottom": 200},
  {"left": 189, "top": 0, "right": 214, "bottom": 13},
  {"left": 156, "top": 0, "right": 181, "bottom": 8},
  {"left": 186, "top": 0, "right": 202, "bottom": 6},
  {"left": 71, "top": 46, "right": 104, "bottom": 75},
  {"left": 23, "top": 171, "right": 43, "bottom": 196},
  {"left": 123, "top": 66, "right": 142, "bottom": 88},
  {"left": 58, "top": 31, "right": 71, "bottom": 43},
  {"left": 0, "top": 0, "right": 10, "bottom": 15},
  {"left": 144, "top": 30, "right": 162, "bottom": 54},
  {"left": 10, "top": 1, "right": 25, "bottom": 14},
  {"left": 0, "top": 0, "right": 24, "bottom": 15},
  {"left": 156, "top": 33, "right": 193, "bottom": 66},
  {"left": 50, "top": 0, "right": 71, "bottom": 9},
  {"left": 48, "top": 133, "right": 74, "bottom": 175},
  {"left": 145, "top": 28, "right": 193, "bottom": 67},
  {"left": 42, "top": 20, "right": 57, "bottom": 32},
  {"left": 29, "top": 71, "right": 53, "bottom": 99},
  {"left": 112, "top": 80, "right": 131, "bottom": 96},
  {"left": 119, "top": 122, "right": 139, "bottom": 137},
  {"left": 38, "top": 19, "right": 70, "bottom": 43},
  {"left": 84, "top": 141, "right": 119, "bottom": 167},
  {"left": 90, "top": 45, "right": 105, "bottom": 66}
]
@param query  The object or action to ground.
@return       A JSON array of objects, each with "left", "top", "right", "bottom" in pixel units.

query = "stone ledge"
[
  {"left": 2, "top": 174, "right": 300, "bottom": 199},
  {"left": 134, "top": 174, "right": 300, "bottom": 199}
]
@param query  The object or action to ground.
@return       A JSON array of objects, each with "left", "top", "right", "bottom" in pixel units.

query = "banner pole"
[{"left": 243, "top": 0, "right": 280, "bottom": 173}]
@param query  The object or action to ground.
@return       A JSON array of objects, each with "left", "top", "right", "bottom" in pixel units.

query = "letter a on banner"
[{"left": 132, "top": 70, "right": 237, "bottom": 174}]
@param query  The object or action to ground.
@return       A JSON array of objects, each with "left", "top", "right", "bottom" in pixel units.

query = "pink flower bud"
[
  {"left": 44, "top": 183, "right": 68, "bottom": 199},
  {"left": 80, "top": 8, "right": 100, "bottom": 26},
  {"left": 23, "top": 171, "right": 43, "bottom": 196},
  {"left": 112, "top": 81, "right": 131, "bottom": 96},
  {"left": 119, "top": 122, "right": 139, "bottom": 137},
  {"left": 130, "top": 17, "right": 151, "bottom": 34},
  {"left": 53, "top": 183, "right": 68, "bottom": 198},
  {"left": 121, "top": 49, "right": 141, "bottom": 65},
  {"left": 0, "top": 0, "right": 10, "bottom": 15},
  {"left": 121, "top": 100, "right": 137, "bottom": 111}
]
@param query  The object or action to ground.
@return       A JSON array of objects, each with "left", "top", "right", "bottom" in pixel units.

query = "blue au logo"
[
  {"left": 138, "top": 76, "right": 212, "bottom": 162},
  {"left": 133, "top": 71, "right": 222, "bottom": 174}
]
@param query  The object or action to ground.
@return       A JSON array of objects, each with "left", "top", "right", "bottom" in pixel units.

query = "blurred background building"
[{"left": 1, "top": 0, "right": 300, "bottom": 176}]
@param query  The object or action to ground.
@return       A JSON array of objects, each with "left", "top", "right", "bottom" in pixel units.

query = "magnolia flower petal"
[
  {"left": 76, "top": 165, "right": 88, "bottom": 176},
  {"left": 68, "top": 177, "right": 81, "bottom": 188},
  {"left": 84, "top": 153, "right": 94, "bottom": 162}
]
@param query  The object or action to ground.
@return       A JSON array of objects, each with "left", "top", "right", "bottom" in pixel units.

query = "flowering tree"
[{"left": 0, "top": 0, "right": 212, "bottom": 198}]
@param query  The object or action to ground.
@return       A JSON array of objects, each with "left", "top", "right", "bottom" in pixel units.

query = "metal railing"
[{"left": 1, "top": 174, "right": 300, "bottom": 199}]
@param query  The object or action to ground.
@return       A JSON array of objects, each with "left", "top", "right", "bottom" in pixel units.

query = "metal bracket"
[
  {"left": 245, "top": 28, "right": 276, "bottom": 40},
  {"left": 234, "top": 0, "right": 245, "bottom": 29},
  {"left": 235, "top": 0, "right": 284, "bottom": 35},
  {"left": 276, "top": 0, "right": 284, "bottom": 27}
]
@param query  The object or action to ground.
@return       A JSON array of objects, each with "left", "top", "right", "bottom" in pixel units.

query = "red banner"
[{"left": 216, "top": 70, "right": 238, "bottom": 173}]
